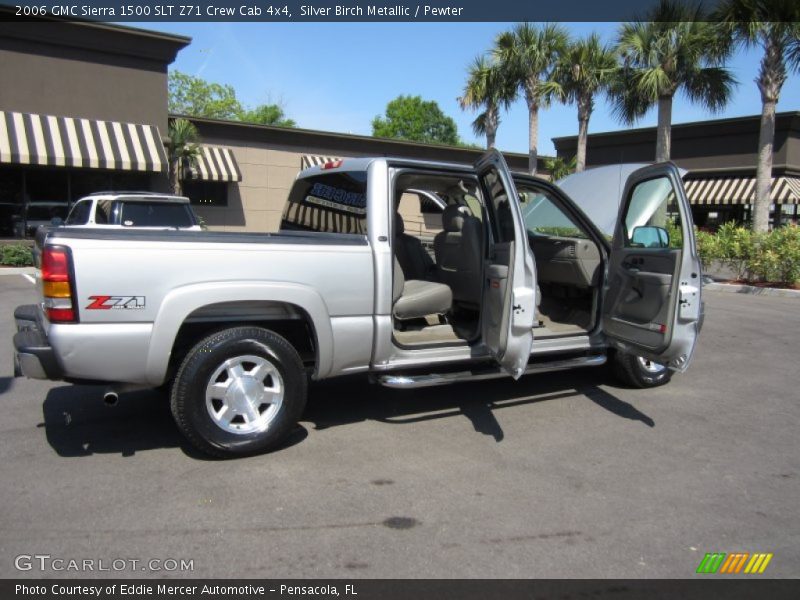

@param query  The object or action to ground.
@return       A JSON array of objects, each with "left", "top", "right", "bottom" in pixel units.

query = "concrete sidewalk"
[{"left": 0, "top": 267, "right": 36, "bottom": 277}]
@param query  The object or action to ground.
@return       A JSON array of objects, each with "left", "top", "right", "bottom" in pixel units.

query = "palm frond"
[{"left": 683, "top": 66, "right": 738, "bottom": 112}]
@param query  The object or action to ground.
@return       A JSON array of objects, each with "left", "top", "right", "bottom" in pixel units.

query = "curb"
[
  {"left": 703, "top": 282, "right": 800, "bottom": 298},
  {"left": 0, "top": 267, "right": 37, "bottom": 277}
]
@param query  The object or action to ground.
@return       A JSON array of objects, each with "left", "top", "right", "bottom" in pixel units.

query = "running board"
[{"left": 377, "top": 354, "right": 607, "bottom": 389}]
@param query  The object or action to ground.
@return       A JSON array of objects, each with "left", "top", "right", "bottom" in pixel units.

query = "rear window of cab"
[
  {"left": 119, "top": 202, "right": 195, "bottom": 228},
  {"left": 280, "top": 172, "right": 367, "bottom": 235}
]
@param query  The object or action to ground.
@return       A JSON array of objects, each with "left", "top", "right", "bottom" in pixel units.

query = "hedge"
[
  {"left": 696, "top": 222, "right": 800, "bottom": 286},
  {"left": 0, "top": 244, "right": 34, "bottom": 267}
]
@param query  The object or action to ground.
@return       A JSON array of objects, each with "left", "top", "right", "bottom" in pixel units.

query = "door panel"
[
  {"left": 474, "top": 150, "right": 536, "bottom": 378},
  {"left": 604, "top": 164, "right": 702, "bottom": 371}
]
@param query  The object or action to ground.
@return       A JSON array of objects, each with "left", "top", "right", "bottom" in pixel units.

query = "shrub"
[
  {"left": 694, "top": 227, "right": 721, "bottom": 270},
  {"left": 747, "top": 224, "right": 800, "bottom": 285},
  {"left": 665, "top": 218, "right": 683, "bottom": 249},
  {"left": 1, "top": 244, "right": 34, "bottom": 267},
  {"left": 714, "top": 222, "right": 753, "bottom": 281}
]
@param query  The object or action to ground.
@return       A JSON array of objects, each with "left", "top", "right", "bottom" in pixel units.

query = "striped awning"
[
  {"left": 685, "top": 175, "right": 800, "bottom": 205},
  {"left": 0, "top": 110, "right": 167, "bottom": 172},
  {"left": 186, "top": 145, "right": 242, "bottom": 182},
  {"left": 301, "top": 154, "right": 340, "bottom": 170}
]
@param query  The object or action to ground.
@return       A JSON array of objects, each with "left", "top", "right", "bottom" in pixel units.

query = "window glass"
[
  {"left": 183, "top": 181, "right": 229, "bottom": 207},
  {"left": 65, "top": 200, "right": 92, "bottom": 225},
  {"left": 0, "top": 166, "right": 24, "bottom": 237},
  {"left": 120, "top": 202, "right": 194, "bottom": 228},
  {"left": 624, "top": 177, "right": 682, "bottom": 249},
  {"left": 481, "top": 167, "right": 514, "bottom": 242},
  {"left": 95, "top": 200, "right": 113, "bottom": 224},
  {"left": 397, "top": 192, "right": 443, "bottom": 238},
  {"left": 26, "top": 169, "right": 68, "bottom": 204},
  {"left": 71, "top": 171, "right": 112, "bottom": 200},
  {"left": 517, "top": 185, "right": 588, "bottom": 239},
  {"left": 281, "top": 171, "right": 367, "bottom": 235},
  {"left": 111, "top": 172, "right": 152, "bottom": 192}
]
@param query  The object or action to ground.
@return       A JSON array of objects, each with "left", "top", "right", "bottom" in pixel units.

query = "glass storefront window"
[
  {"left": 0, "top": 166, "right": 24, "bottom": 237},
  {"left": 183, "top": 181, "right": 229, "bottom": 207},
  {"left": 71, "top": 171, "right": 113, "bottom": 200}
]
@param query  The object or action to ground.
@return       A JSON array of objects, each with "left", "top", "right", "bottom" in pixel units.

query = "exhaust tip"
[{"left": 103, "top": 391, "right": 119, "bottom": 406}]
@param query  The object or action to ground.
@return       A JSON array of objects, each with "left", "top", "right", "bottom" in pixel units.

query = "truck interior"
[
  {"left": 514, "top": 180, "right": 602, "bottom": 339},
  {"left": 391, "top": 172, "right": 603, "bottom": 348}
]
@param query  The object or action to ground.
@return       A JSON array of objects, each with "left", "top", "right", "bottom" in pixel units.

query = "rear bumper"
[{"left": 13, "top": 304, "right": 63, "bottom": 381}]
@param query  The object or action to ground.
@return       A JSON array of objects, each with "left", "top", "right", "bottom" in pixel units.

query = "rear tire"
[
  {"left": 170, "top": 326, "right": 307, "bottom": 458},
  {"left": 612, "top": 351, "right": 672, "bottom": 389}
]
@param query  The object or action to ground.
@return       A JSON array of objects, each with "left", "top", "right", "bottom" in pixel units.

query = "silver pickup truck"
[{"left": 13, "top": 150, "right": 703, "bottom": 457}]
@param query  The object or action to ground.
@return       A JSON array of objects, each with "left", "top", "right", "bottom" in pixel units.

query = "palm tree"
[
  {"left": 458, "top": 55, "right": 514, "bottom": 149},
  {"left": 544, "top": 155, "right": 577, "bottom": 181},
  {"left": 494, "top": 23, "right": 570, "bottom": 175},
  {"left": 553, "top": 34, "right": 618, "bottom": 172},
  {"left": 612, "top": 0, "right": 736, "bottom": 163},
  {"left": 716, "top": 0, "right": 800, "bottom": 233},
  {"left": 167, "top": 118, "right": 201, "bottom": 196}
]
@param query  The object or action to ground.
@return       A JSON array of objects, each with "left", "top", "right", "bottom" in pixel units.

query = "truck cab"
[{"left": 282, "top": 150, "right": 702, "bottom": 386}]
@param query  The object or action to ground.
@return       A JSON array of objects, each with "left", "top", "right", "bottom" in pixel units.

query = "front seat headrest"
[
  {"left": 442, "top": 204, "right": 470, "bottom": 232},
  {"left": 395, "top": 212, "right": 405, "bottom": 235}
]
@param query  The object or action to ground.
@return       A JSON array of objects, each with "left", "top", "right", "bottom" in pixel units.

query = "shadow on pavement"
[
  {"left": 41, "top": 385, "right": 308, "bottom": 459},
  {"left": 304, "top": 366, "right": 655, "bottom": 440},
  {"left": 41, "top": 385, "right": 198, "bottom": 458},
  {"left": 41, "top": 366, "right": 653, "bottom": 458}
]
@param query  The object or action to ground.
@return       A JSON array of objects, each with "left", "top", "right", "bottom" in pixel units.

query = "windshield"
[
  {"left": 66, "top": 200, "right": 92, "bottom": 225},
  {"left": 517, "top": 187, "right": 589, "bottom": 239}
]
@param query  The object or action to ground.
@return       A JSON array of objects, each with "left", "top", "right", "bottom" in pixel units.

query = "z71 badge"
[{"left": 86, "top": 296, "right": 145, "bottom": 310}]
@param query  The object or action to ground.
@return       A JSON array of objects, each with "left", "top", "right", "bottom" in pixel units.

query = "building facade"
[
  {"left": 0, "top": 15, "right": 189, "bottom": 236},
  {"left": 553, "top": 113, "right": 800, "bottom": 229}
]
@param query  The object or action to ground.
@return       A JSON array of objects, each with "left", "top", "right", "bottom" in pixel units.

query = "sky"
[{"left": 138, "top": 21, "right": 800, "bottom": 156}]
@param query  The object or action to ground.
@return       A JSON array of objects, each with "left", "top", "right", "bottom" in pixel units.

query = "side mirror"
[
  {"left": 50, "top": 217, "right": 63, "bottom": 227},
  {"left": 631, "top": 225, "right": 669, "bottom": 248}
]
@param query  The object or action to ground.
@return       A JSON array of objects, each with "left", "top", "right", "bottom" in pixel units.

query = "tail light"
[
  {"left": 321, "top": 160, "right": 343, "bottom": 169},
  {"left": 41, "top": 245, "right": 77, "bottom": 323}
]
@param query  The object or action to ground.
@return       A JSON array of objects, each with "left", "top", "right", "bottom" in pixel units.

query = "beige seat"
[
  {"left": 392, "top": 258, "right": 452, "bottom": 321},
  {"left": 433, "top": 205, "right": 483, "bottom": 307}
]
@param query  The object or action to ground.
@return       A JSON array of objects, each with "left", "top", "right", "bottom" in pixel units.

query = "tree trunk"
[
  {"left": 655, "top": 95, "right": 673, "bottom": 162},
  {"left": 486, "top": 127, "right": 496, "bottom": 150},
  {"left": 485, "top": 105, "right": 498, "bottom": 149},
  {"left": 575, "top": 113, "right": 589, "bottom": 174},
  {"left": 753, "top": 99, "right": 776, "bottom": 233},
  {"left": 575, "top": 94, "right": 593, "bottom": 173},
  {"left": 171, "top": 159, "right": 182, "bottom": 196},
  {"left": 528, "top": 102, "right": 539, "bottom": 175}
]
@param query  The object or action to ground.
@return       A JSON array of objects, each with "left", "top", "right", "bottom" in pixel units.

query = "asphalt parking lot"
[{"left": 0, "top": 273, "right": 798, "bottom": 579}]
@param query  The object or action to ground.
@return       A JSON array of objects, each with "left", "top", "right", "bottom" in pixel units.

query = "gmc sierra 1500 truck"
[{"left": 13, "top": 150, "right": 702, "bottom": 457}]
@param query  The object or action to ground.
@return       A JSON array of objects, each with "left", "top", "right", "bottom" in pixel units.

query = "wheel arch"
[{"left": 145, "top": 282, "right": 333, "bottom": 386}]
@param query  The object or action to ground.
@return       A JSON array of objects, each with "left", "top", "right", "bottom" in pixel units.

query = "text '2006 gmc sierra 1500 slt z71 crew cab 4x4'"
[{"left": 13, "top": 150, "right": 703, "bottom": 458}]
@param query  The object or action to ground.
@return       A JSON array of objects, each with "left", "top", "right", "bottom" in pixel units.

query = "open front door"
[
  {"left": 475, "top": 150, "right": 536, "bottom": 379},
  {"left": 604, "top": 163, "right": 702, "bottom": 371}
]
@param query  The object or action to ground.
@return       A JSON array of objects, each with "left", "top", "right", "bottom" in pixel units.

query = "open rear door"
[
  {"left": 475, "top": 150, "right": 536, "bottom": 379},
  {"left": 604, "top": 163, "right": 702, "bottom": 371}
]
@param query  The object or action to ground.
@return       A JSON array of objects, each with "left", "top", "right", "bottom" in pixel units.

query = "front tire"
[
  {"left": 612, "top": 351, "right": 672, "bottom": 389},
  {"left": 170, "top": 326, "right": 307, "bottom": 458}
]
